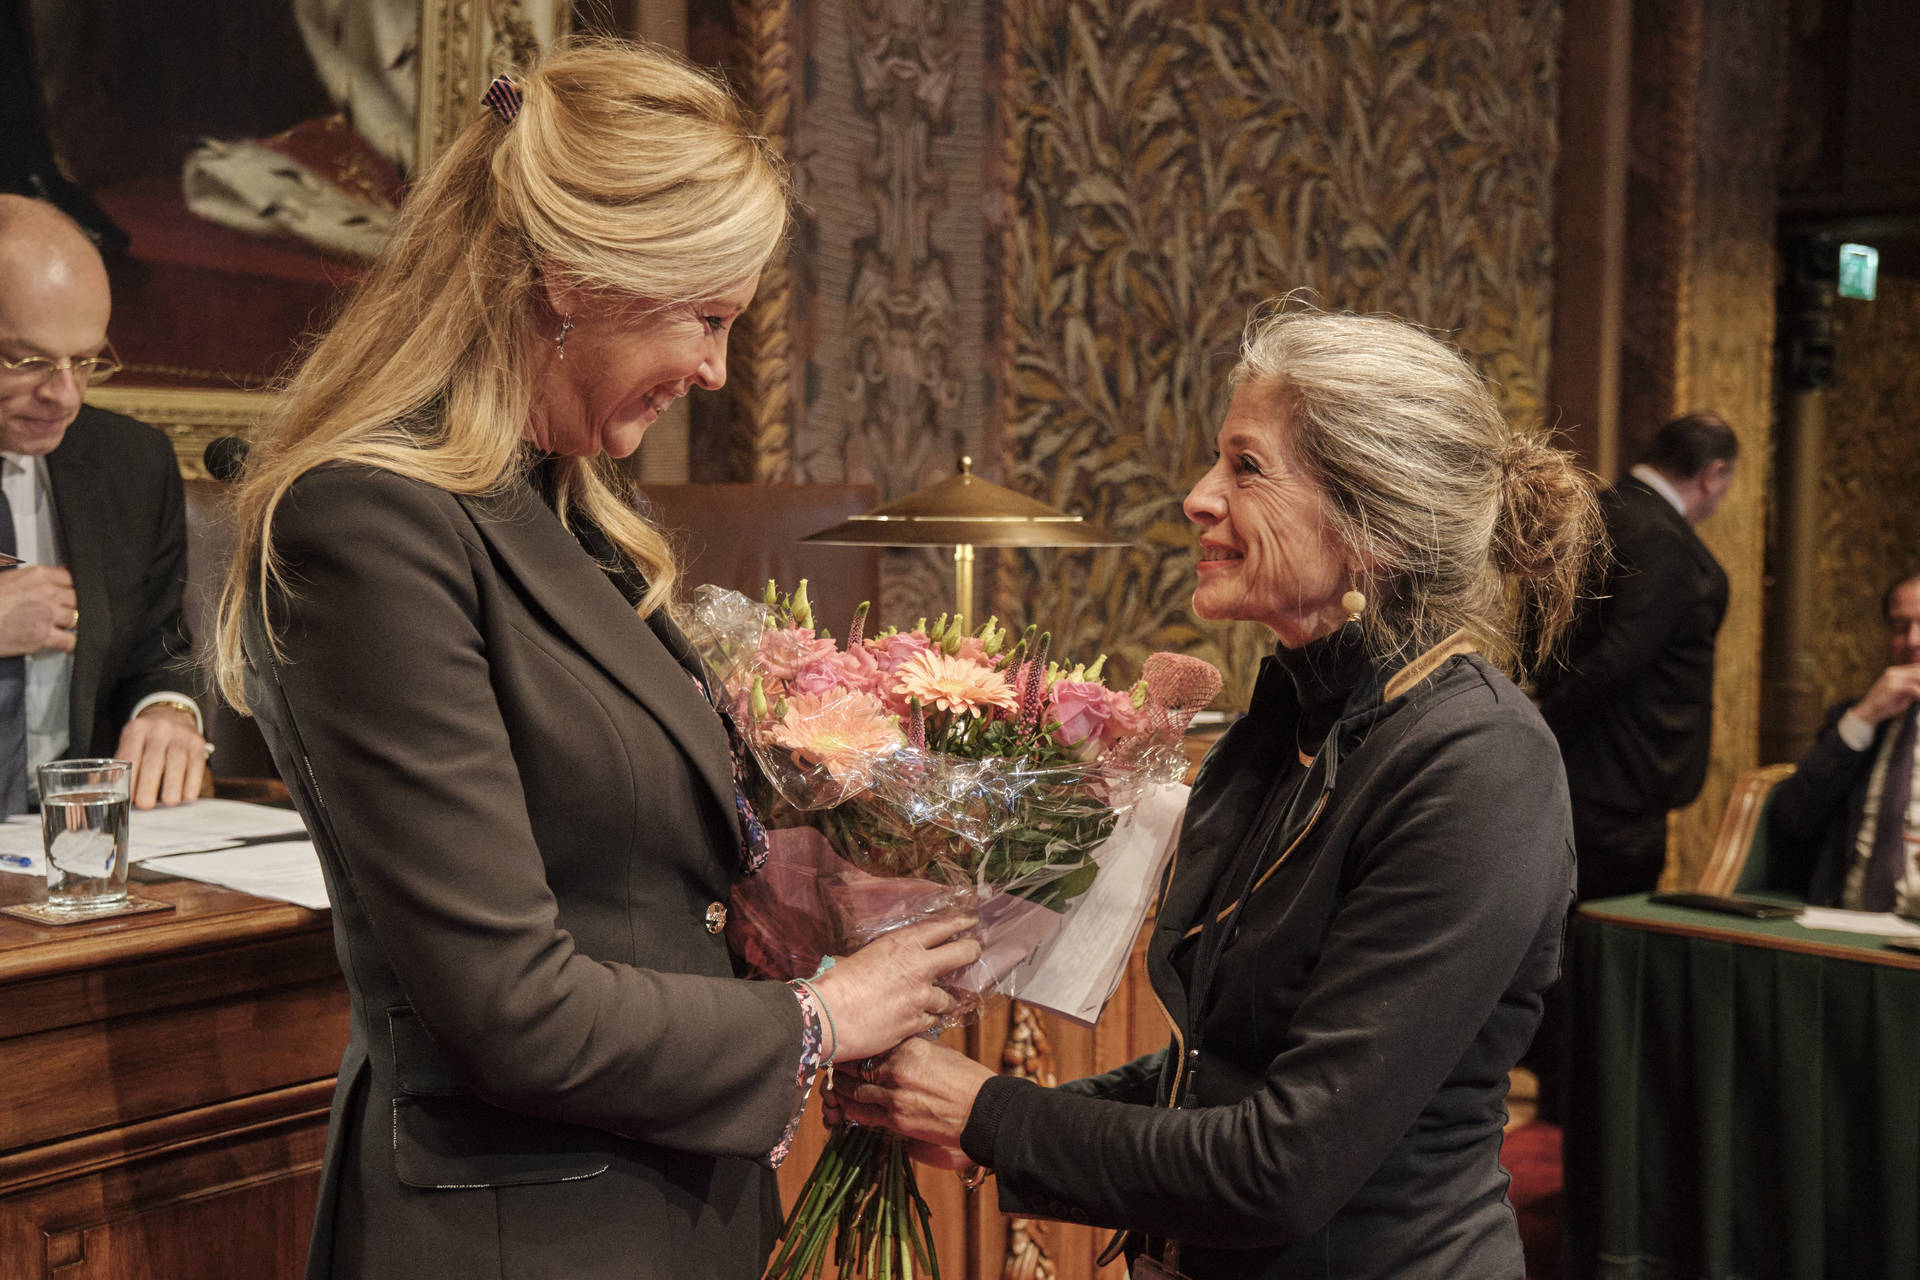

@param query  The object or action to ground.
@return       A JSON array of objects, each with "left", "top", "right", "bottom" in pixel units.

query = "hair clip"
[{"left": 482, "top": 75, "right": 524, "bottom": 124}]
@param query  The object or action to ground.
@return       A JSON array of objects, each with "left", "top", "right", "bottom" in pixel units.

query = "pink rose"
[
  {"left": 1049, "top": 679, "right": 1115, "bottom": 747},
  {"left": 1100, "top": 686, "right": 1152, "bottom": 743}
]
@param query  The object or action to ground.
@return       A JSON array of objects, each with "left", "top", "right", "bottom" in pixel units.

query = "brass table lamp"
[{"left": 802, "top": 457, "right": 1127, "bottom": 628}]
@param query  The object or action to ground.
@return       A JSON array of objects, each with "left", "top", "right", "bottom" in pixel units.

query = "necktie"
[
  {"left": 1862, "top": 705, "right": 1918, "bottom": 912},
  {"left": 0, "top": 484, "right": 26, "bottom": 817}
]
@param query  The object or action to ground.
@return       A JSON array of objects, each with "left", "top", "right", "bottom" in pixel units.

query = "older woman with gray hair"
[{"left": 834, "top": 308, "right": 1603, "bottom": 1279}]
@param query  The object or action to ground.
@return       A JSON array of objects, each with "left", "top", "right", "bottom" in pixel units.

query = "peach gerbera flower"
[
  {"left": 768, "top": 690, "right": 903, "bottom": 784},
  {"left": 894, "top": 650, "right": 1019, "bottom": 718}
]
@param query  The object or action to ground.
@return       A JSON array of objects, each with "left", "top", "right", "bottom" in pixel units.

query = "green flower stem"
[{"left": 766, "top": 1126, "right": 939, "bottom": 1280}]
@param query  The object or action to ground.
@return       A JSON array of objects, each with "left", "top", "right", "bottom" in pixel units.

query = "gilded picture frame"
[{"left": 77, "top": 0, "right": 573, "bottom": 477}]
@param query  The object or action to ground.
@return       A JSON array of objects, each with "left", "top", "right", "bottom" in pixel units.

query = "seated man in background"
[
  {"left": 0, "top": 194, "right": 207, "bottom": 811},
  {"left": 1770, "top": 571, "right": 1920, "bottom": 911}
]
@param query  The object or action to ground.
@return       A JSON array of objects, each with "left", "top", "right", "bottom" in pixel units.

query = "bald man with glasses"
[{"left": 0, "top": 194, "right": 208, "bottom": 812}]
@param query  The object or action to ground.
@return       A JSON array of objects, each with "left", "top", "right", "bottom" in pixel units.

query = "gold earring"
[
  {"left": 1342, "top": 589, "right": 1366, "bottom": 623},
  {"left": 554, "top": 313, "right": 574, "bottom": 359}
]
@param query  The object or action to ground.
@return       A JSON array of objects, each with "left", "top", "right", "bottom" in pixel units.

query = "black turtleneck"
[
  {"left": 1170, "top": 622, "right": 1375, "bottom": 989},
  {"left": 1268, "top": 621, "right": 1374, "bottom": 759}
]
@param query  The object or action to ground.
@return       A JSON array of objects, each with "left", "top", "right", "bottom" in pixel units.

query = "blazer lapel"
[
  {"left": 44, "top": 448, "right": 112, "bottom": 751},
  {"left": 455, "top": 486, "right": 738, "bottom": 832}
]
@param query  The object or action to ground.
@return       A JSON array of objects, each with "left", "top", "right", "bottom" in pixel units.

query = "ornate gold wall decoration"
[
  {"left": 1655, "top": 0, "right": 1783, "bottom": 887},
  {"left": 996, "top": 0, "right": 1562, "bottom": 702},
  {"left": 1810, "top": 277, "right": 1920, "bottom": 712},
  {"left": 998, "top": 1000, "right": 1058, "bottom": 1280},
  {"left": 726, "top": 0, "right": 798, "bottom": 482}
]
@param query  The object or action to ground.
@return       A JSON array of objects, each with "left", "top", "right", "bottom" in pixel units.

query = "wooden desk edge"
[
  {"left": 0, "top": 1076, "right": 337, "bottom": 1196},
  {"left": 0, "top": 897, "right": 331, "bottom": 985},
  {"left": 1578, "top": 903, "right": 1920, "bottom": 971}
]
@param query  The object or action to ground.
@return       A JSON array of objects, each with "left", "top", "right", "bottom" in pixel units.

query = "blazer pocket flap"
[
  {"left": 387, "top": 1005, "right": 469, "bottom": 1097},
  {"left": 391, "top": 1096, "right": 611, "bottom": 1190}
]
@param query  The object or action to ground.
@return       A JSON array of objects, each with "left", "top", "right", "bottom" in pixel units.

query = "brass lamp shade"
[
  {"left": 800, "top": 458, "right": 1128, "bottom": 549},
  {"left": 801, "top": 457, "right": 1128, "bottom": 629}
]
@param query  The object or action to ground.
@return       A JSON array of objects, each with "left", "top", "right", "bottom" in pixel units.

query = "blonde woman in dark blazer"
[{"left": 213, "top": 42, "right": 975, "bottom": 1280}]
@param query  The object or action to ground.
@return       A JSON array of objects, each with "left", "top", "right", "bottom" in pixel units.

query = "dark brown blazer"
[
  {"left": 241, "top": 464, "right": 805, "bottom": 1279},
  {"left": 45, "top": 405, "right": 193, "bottom": 752}
]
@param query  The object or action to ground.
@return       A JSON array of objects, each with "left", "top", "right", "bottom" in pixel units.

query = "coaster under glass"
[{"left": 0, "top": 895, "right": 176, "bottom": 927}]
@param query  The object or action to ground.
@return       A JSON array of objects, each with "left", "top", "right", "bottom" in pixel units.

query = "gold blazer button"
[{"left": 705, "top": 902, "right": 728, "bottom": 934}]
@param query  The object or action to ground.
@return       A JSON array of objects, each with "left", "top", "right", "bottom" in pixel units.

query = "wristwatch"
[{"left": 134, "top": 694, "right": 206, "bottom": 736}]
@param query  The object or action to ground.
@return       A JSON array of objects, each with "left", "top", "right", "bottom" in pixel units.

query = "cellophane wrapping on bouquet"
[{"left": 681, "top": 581, "right": 1221, "bottom": 1280}]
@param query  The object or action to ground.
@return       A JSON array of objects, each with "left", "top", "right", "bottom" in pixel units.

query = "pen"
[{"left": 0, "top": 853, "right": 33, "bottom": 869}]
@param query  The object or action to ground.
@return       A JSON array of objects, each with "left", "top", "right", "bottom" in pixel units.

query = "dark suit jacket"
[
  {"left": 1769, "top": 700, "right": 1889, "bottom": 906},
  {"left": 961, "top": 639, "right": 1573, "bottom": 1279},
  {"left": 241, "top": 465, "right": 806, "bottom": 1280},
  {"left": 43, "top": 405, "right": 193, "bottom": 753},
  {"left": 1535, "top": 476, "right": 1728, "bottom": 818}
]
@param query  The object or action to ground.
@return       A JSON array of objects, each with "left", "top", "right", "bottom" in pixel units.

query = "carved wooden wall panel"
[
  {"left": 769, "top": 0, "right": 996, "bottom": 627},
  {"left": 993, "top": 0, "right": 1563, "bottom": 704},
  {"left": 1810, "top": 276, "right": 1920, "bottom": 713}
]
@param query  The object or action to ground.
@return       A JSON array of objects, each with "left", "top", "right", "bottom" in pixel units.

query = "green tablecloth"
[{"left": 1566, "top": 895, "right": 1920, "bottom": 1279}]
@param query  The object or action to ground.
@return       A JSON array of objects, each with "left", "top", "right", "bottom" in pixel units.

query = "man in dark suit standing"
[
  {"left": 1769, "top": 572, "right": 1920, "bottom": 911},
  {"left": 0, "top": 194, "right": 207, "bottom": 812},
  {"left": 1526, "top": 413, "right": 1738, "bottom": 1120},
  {"left": 1535, "top": 412, "right": 1740, "bottom": 899}
]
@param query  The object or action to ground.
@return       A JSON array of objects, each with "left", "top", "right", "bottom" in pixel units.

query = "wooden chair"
[{"left": 1694, "top": 762, "right": 1799, "bottom": 895}]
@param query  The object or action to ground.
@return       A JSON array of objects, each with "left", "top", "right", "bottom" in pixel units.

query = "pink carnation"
[
  {"left": 866, "top": 631, "right": 934, "bottom": 679},
  {"left": 864, "top": 631, "right": 935, "bottom": 712},
  {"left": 790, "top": 645, "right": 883, "bottom": 699},
  {"left": 755, "top": 627, "right": 838, "bottom": 681}
]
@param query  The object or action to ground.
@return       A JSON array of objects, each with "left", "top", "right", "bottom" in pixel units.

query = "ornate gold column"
[
  {"left": 1763, "top": 237, "right": 1838, "bottom": 765},
  {"left": 1657, "top": 0, "right": 1787, "bottom": 887}
]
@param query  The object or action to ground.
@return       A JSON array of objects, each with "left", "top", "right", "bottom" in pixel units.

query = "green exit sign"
[{"left": 1838, "top": 243, "right": 1879, "bottom": 300}]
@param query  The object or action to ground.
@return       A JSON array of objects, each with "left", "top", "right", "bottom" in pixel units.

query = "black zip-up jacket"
[{"left": 961, "top": 628, "right": 1575, "bottom": 1279}]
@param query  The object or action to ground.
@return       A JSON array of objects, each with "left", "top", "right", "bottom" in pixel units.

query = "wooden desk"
[{"left": 0, "top": 873, "right": 346, "bottom": 1279}]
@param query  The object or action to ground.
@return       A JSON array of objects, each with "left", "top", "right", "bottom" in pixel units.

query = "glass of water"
[{"left": 38, "top": 758, "right": 132, "bottom": 913}]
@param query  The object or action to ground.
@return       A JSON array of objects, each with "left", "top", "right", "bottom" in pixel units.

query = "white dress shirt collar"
[{"left": 1629, "top": 464, "right": 1688, "bottom": 519}]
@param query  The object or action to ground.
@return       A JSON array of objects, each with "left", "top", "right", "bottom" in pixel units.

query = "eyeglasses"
[{"left": 0, "top": 342, "right": 123, "bottom": 387}]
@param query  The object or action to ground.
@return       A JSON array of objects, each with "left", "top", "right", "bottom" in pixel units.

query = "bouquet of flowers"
[{"left": 686, "top": 581, "right": 1219, "bottom": 1280}]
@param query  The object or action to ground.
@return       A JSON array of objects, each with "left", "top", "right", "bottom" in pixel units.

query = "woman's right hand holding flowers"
[{"left": 809, "top": 915, "right": 980, "bottom": 1061}]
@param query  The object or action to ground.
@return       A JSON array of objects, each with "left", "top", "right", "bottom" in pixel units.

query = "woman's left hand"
[{"left": 828, "top": 1037, "right": 996, "bottom": 1162}]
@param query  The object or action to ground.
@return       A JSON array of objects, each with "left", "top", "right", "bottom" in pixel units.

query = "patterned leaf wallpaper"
[
  {"left": 1811, "top": 275, "right": 1920, "bottom": 713},
  {"left": 992, "top": 0, "right": 1562, "bottom": 703},
  {"left": 716, "top": 0, "right": 1563, "bottom": 705}
]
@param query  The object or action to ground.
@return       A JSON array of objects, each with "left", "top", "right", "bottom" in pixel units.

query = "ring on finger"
[{"left": 68, "top": 608, "right": 79, "bottom": 629}]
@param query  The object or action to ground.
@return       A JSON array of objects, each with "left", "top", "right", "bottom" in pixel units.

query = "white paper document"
[
  {"left": 1002, "top": 781, "right": 1188, "bottom": 1027},
  {"left": 1794, "top": 906, "right": 1920, "bottom": 939},
  {"left": 141, "top": 841, "right": 331, "bottom": 910},
  {"left": 0, "top": 816, "right": 42, "bottom": 876},
  {"left": 128, "top": 798, "right": 307, "bottom": 861}
]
